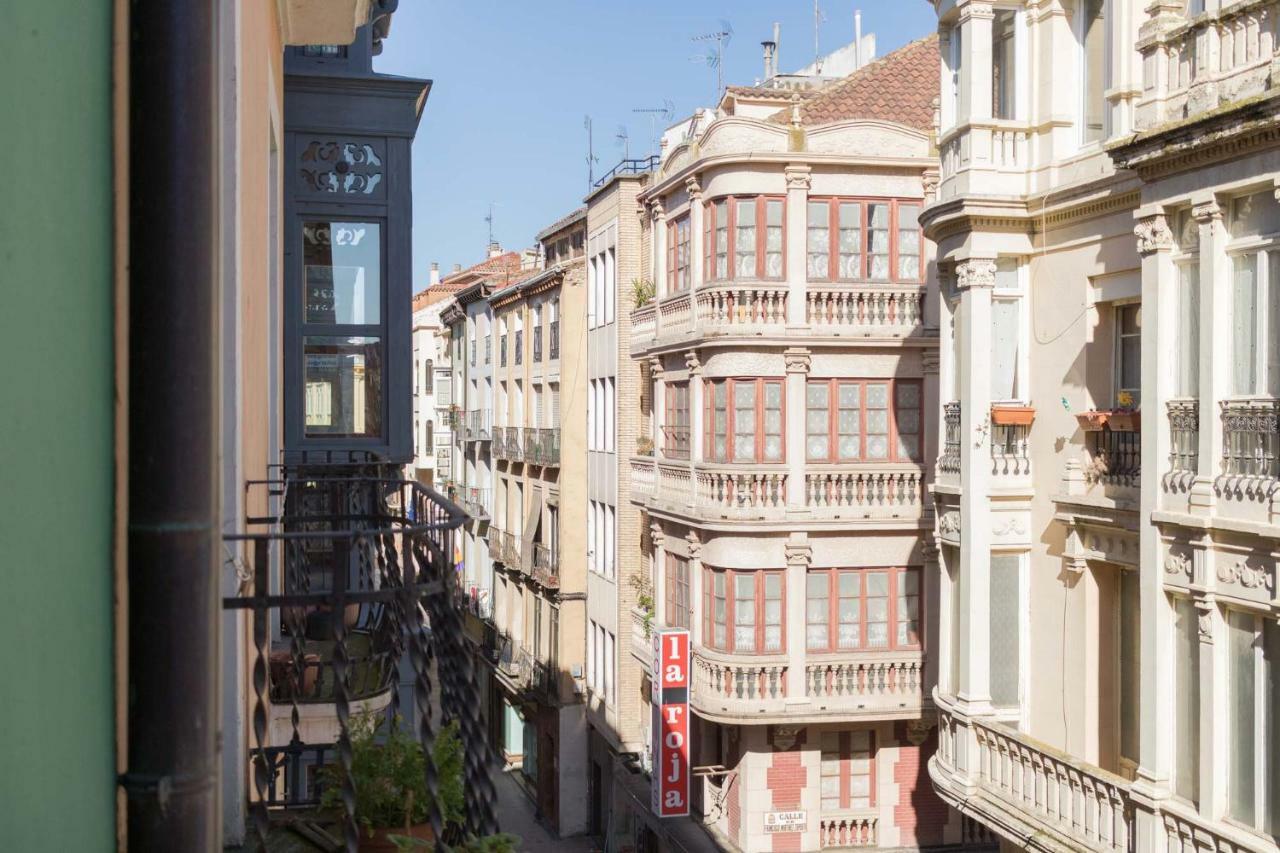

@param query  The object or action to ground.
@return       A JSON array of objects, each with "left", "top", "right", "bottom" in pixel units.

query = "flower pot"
[
  {"left": 268, "top": 650, "right": 321, "bottom": 699},
  {"left": 361, "top": 823, "right": 435, "bottom": 852},
  {"left": 1108, "top": 410, "right": 1140, "bottom": 432},
  {"left": 1076, "top": 411, "right": 1110, "bottom": 432},
  {"left": 991, "top": 405, "right": 1036, "bottom": 426}
]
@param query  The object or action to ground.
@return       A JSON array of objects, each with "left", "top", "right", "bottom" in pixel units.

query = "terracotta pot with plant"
[
  {"left": 320, "top": 711, "right": 465, "bottom": 851},
  {"left": 990, "top": 404, "right": 1036, "bottom": 426}
]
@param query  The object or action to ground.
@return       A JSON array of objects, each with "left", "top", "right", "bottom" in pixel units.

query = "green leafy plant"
[
  {"left": 320, "top": 712, "right": 465, "bottom": 837},
  {"left": 628, "top": 573, "right": 656, "bottom": 637},
  {"left": 447, "top": 833, "right": 521, "bottom": 853},
  {"left": 632, "top": 277, "right": 655, "bottom": 307},
  {"left": 636, "top": 435, "right": 654, "bottom": 456}
]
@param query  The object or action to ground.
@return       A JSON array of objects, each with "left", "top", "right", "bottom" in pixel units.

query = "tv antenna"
[
  {"left": 584, "top": 115, "right": 599, "bottom": 187},
  {"left": 691, "top": 20, "right": 733, "bottom": 102},
  {"left": 484, "top": 202, "right": 498, "bottom": 245},
  {"left": 633, "top": 100, "right": 675, "bottom": 159},
  {"left": 813, "top": 0, "right": 828, "bottom": 72},
  {"left": 615, "top": 124, "right": 630, "bottom": 162}
]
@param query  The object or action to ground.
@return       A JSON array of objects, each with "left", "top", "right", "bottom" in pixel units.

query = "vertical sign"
[{"left": 651, "top": 628, "right": 690, "bottom": 817}]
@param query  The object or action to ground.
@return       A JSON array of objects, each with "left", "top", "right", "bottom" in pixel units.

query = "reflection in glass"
[
  {"left": 303, "top": 221, "right": 381, "bottom": 325},
  {"left": 304, "top": 336, "right": 382, "bottom": 438}
]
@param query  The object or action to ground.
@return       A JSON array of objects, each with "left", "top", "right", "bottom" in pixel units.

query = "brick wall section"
[
  {"left": 767, "top": 750, "right": 805, "bottom": 852},
  {"left": 892, "top": 722, "right": 949, "bottom": 847},
  {"left": 726, "top": 770, "right": 742, "bottom": 844}
]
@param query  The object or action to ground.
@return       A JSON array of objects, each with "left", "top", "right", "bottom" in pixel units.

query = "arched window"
[
  {"left": 414, "top": 359, "right": 420, "bottom": 395},
  {"left": 424, "top": 358, "right": 434, "bottom": 394},
  {"left": 425, "top": 419, "right": 433, "bottom": 451}
]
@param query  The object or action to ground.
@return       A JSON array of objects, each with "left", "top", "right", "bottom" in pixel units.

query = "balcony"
[
  {"left": 465, "top": 408, "right": 492, "bottom": 442},
  {"left": 523, "top": 427, "right": 560, "bottom": 467},
  {"left": 630, "top": 282, "right": 927, "bottom": 354},
  {"left": 1166, "top": 398, "right": 1198, "bottom": 488},
  {"left": 497, "top": 530, "right": 518, "bottom": 567},
  {"left": 222, "top": 469, "right": 474, "bottom": 822},
  {"left": 991, "top": 421, "right": 1031, "bottom": 479},
  {"left": 532, "top": 543, "right": 558, "bottom": 589},
  {"left": 1221, "top": 397, "right": 1280, "bottom": 479},
  {"left": 487, "top": 528, "right": 503, "bottom": 562},
  {"left": 462, "top": 487, "right": 490, "bottom": 521},
  {"left": 492, "top": 425, "right": 523, "bottom": 462},
  {"left": 1085, "top": 423, "right": 1141, "bottom": 490},
  {"left": 803, "top": 466, "right": 924, "bottom": 519},
  {"left": 818, "top": 812, "right": 878, "bottom": 848}
]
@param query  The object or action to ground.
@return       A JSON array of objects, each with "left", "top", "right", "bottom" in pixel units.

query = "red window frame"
[
  {"left": 702, "top": 196, "right": 786, "bottom": 282},
  {"left": 820, "top": 730, "right": 877, "bottom": 811},
  {"left": 804, "top": 378, "right": 923, "bottom": 463},
  {"left": 703, "top": 567, "right": 786, "bottom": 654},
  {"left": 804, "top": 197, "right": 924, "bottom": 283},
  {"left": 663, "top": 382, "right": 691, "bottom": 459},
  {"left": 704, "top": 377, "right": 786, "bottom": 463},
  {"left": 805, "top": 566, "right": 922, "bottom": 653},
  {"left": 666, "top": 214, "right": 691, "bottom": 293},
  {"left": 665, "top": 553, "right": 691, "bottom": 629}
]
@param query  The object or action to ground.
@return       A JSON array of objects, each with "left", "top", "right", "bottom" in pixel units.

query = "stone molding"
[
  {"left": 783, "top": 164, "right": 812, "bottom": 191},
  {"left": 684, "top": 349, "right": 702, "bottom": 375},
  {"left": 955, "top": 258, "right": 996, "bottom": 290},
  {"left": 1191, "top": 200, "right": 1222, "bottom": 223},
  {"left": 783, "top": 348, "right": 812, "bottom": 374},
  {"left": 684, "top": 176, "right": 702, "bottom": 200},
  {"left": 1134, "top": 214, "right": 1173, "bottom": 255}
]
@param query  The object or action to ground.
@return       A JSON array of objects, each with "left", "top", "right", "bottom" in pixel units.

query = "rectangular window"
[
  {"left": 664, "top": 382, "right": 691, "bottom": 459},
  {"left": 705, "top": 568, "right": 785, "bottom": 653},
  {"left": 764, "top": 199, "right": 784, "bottom": 277},
  {"left": 1119, "top": 569, "right": 1140, "bottom": 765},
  {"left": 667, "top": 216, "right": 691, "bottom": 293},
  {"left": 806, "top": 199, "right": 918, "bottom": 283},
  {"left": 713, "top": 200, "right": 728, "bottom": 280},
  {"left": 838, "top": 202, "right": 863, "bottom": 279},
  {"left": 1176, "top": 262, "right": 1200, "bottom": 397},
  {"left": 1173, "top": 597, "right": 1200, "bottom": 804},
  {"left": 666, "top": 554, "right": 690, "bottom": 629},
  {"left": 989, "top": 553, "right": 1021, "bottom": 708},
  {"left": 804, "top": 379, "right": 922, "bottom": 462},
  {"left": 866, "top": 203, "right": 890, "bottom": 280},
  {"left": 992, "top": 9, "right": 1018, "bottom": 119},
  {"left": 734, "top": 199, "right": 756, "bottom": 278},
  {"left": 1229, "top": 191, "right": 1280, "bottom": 397},
  {"left": 1116, "top": 303, "right": 1142, "bottom": 405},
  {"left": 304, "top": 336, "right": 383, "bottom": 437},
  {"left": 991, "top": 258, "right": 1024, "bottom": 402},
  {"left": 706, "top": 196, "right": 787, "bottom": 281},
  {"left": 819, "top": 730, "right": 875, "bottom": 812},
  {"left": 1080, "top": 0, "right": 1107, "bottom": 143},
  {"left": 807, "top": 201, "right": 830, "bottom": 280},
  {"left": 806, "top": 568, "right": 921, "bottom": 652},
  {"left": 705, "top": 378, "right": 784, "bottom": 462}
]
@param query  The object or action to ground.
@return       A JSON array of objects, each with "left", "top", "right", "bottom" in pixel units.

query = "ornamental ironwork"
[{"left": 299, "top": 140, "right": 385, "bottom": 196}]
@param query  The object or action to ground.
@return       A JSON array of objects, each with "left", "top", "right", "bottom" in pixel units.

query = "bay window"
[
  {"left": 1226, "top": 608, "right": 1280, "bottom": 833},
  {"left": 705, "top": 378, "right": 784, "bottom": 462},
  {"left": 805, "top": 567, "right": 921, "bottom": 652},
  {"left": 666, "top": 215, "right": 691, "bottom": 293},
  {"left": 665, "top": 553, "right": 690, "bottom": 629},
  {"left": 1229, "top": 191, "right": 1280, "bottom": 397},
  {"left": 806, "top": 198, "right": 923, "bottom": 282},
  {"left": 703, "top": 196, "right": 785, "bottom": 281},
  {"left": 805, "top": 379, "right": 922, "bottom": 462},
  {"left": 663, "top": 382, "right": 691, "bottom": 459},
  {"left": 703, "top": 568, "right": 784, "bottom": 653},
  {"left": 992, "top": 9, "right": 1018, "bottom": 120},
  {"left": 820, "top": 730, "right": 875, "bottom": 812}
]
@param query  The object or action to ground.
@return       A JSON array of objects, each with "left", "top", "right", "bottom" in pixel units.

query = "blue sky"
[{"left": 375, "top": 1, "right": 938, "bottom": 286}]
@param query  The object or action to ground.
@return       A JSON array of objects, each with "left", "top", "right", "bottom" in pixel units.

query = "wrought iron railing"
[
  {"left": 592, "top": 154, "right": 660, "bottom": 188},
  {"left": 222, "top": 468, "right": 495, "bottom": 849},
  {"left": 1221, "top": 398, "right": 1280, "bottom": 478},
  {"left": 532, "top": 326, "right": 543, "bottom": 362},
  {"left": 1087, "top": 427, "right": 1141, "bottom": 487},
  {"left": 524, "top": 427, "right": 560, "bottom": 466},
  {"left": 532, "top": 543, "right": 559, "bottom": 589},
  {"left": 549, "top": 320, "right": 560, "bottom": 359},
  {"left": 940, "top": 401, "right": 961, "bottom": 474}
]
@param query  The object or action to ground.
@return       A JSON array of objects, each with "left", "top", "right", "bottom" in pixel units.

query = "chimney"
[
  {"left": 487, "top": 241, "right": 502, "bottom": 259},
  {"left": 854, "top": 10, "right": 862, "bottom": 69},
  {"left": 761, "top": 39, "right": 776, "bottom": 81},
  {"left": 452, "top": 263, "right": 462, "bottom": 273},
  {"left": 429, "top": 261, "right": 440, "bottom": 286}
]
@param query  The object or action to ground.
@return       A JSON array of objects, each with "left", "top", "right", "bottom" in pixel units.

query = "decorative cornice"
[
  {"left": 955, "top": 258, "right": 996, "bottom": 290},
  {"left": 1216, "top": 558, "right": 1274, "bottom": 593},
  {"left": 1135, "top": 213, "right": 1174, "bottom": 255}
]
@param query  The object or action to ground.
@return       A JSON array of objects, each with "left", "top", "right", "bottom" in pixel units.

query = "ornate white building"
[{"left": 924, "top": 0, "right": 1280, "bottom": 850}]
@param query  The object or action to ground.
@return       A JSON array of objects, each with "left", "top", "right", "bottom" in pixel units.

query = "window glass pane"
[
  {"left": 765, "top": 200, "right": 784, "bottom": 277},
  {"left": 989, "top": 553, "right": 1021, "bottom": 707},
  {"left": 897, "top": 204, "right": 921, "bottom": 280},
  {"left": 838, "top": 202, "right": 862, "bottom": 278},
  {"left": 867, "top": 203, "right": 890, "bottom": 280},
  {"left": 807, "top": 574, "right": 829, "bottom": 650},
  {"left": 1177, "top": 264, "right": 1200, "bottom": 397},
  {"left": 1230, "top": 191, "right": 1280, "bottom": 240},
  {"left": 1081, "top": 0, "right": 1106, "bottom": 143},
  {"left": 865, "top": 572, "right": 889, "bottom": 648},
  {"left": 865, "top": 383, "right": 889, "bottom": 460},
  {"left": 992, "top": 10, "right": 1017, "bottom": 119},
  {"left": 736, "top": 200, "right": 756, "bottom": 278},
  {"left": 1174, "top": 598, "right": 1200, "bottom": 804},
  {"left": 807, "top": 382, "right": 830, "bottom": 461},
  {"left": 1119, "top": 570, "right": 1140, "bottom": 763},
  {"left": 714, "top": 201, "right": 729, "bottom": 279},
  {"left": 764, "top": 382, "right": 783, "bottom": 461},
  {"left": 734, "top": 382, "right": 757, "bottom": 460},
  {"left": 763, "top": 573, "right": 783, "bottom": 651},
  {"left": 897, "top": 568, "right": 921, "bottom": 647},
  {"left": 1232, "top": 256, "right": 1258, "bottom": 395},
  {"left": 304, "top": 336, "right": 382, "bottom": 437},
  {"left": 1270, "top": 253, "right": 1280, "bottom": 396},
  {"left": 807, "top": 201, "right": 830, "bottom": 279},
  {"left": 733, "top": 573, "right": 756, "bottom": 651},
  {"left": 838, "top": 573, "right": 860, "bottom": 649},
  {"left": 303, "top": 221, "right": 382, "bottom": 324},
  {"left": 992, "top": 298, "right": 1020, "bottom": 400},
  {"left": 1228, "top": 610, "right": 1256, "bottom": 826}
]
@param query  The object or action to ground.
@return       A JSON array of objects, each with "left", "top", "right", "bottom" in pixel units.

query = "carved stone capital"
[
  {"left": 961, "top": 1, "right": 995, "bottom": 21},
  {"left": 1134, "top": 213, "right": 1173, "bottom": 255},
  {"left": 955, "top": 258, "right": 996, "bottom": 290},
  {"left": 1191, "top": 200, "right": 1222, "bottom": 223},
  {"left": 784, "top": 541, "right": 813, "bottom": 567},
  {"left": 649, "top": 521, "right": 665, "bottom": 547},
  {"left": 649, "top": 357, "right": 664, "bottom": 379},
  {"left": 684, "top": 349, "right": 702, "bottom": 375},
  {"left": 684, "top": 530, "right": 703, "bottom": 560},
  {"left": 650, "top": 199, "right": 666, "bottom": 222},
  {"left": 922, "top": 172, "right": 941, "bottom": 203},
  {"left": 784, "top": 347, "right": 811, "bottom": 374},
  {"left": 685, "top": 176, "right": 703, "bottom": 199},
  {"left": 784, "top": 164, "right": 812, "bottom": 191},
  {"left": 905, "top": 717, "right": 935, "bottom": 746}
]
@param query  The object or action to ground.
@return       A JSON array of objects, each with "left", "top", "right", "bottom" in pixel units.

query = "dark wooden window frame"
[
  {"left": 703, "top": 567, "right": 786, "bottom": 654},
  {"left": 805, "top": 566, "right": 923, "bottom": 653},
  {"left": 805, "top": 197, "right": 924, "bottom": 284},
  {"left": 702, "top": 195, "right": 787, "bottom": 282},
  {"left": 805, "top": 378, "right": 923, "bottom": 463},
  {"left": 704, "top": 377, "right": 786, "bottom": 463}
]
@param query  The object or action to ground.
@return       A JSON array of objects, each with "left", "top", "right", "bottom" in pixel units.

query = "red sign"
[{"left": 651, "top": 629, "right": 690, "bottom": 818}]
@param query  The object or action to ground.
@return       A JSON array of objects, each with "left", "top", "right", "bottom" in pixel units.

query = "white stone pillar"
[
  {"left": 1134, "top": 210, "right": 1177, "bottom": 796},
  {"left": 1195, "top": 550, "right": 1220, "bottom": 822},
  {"left": 651, "top": 521, "right": 667, "bottom": 628},
  {"left": 652, "top": 200, "right": 668, "bottom": 309},
  {"left": 651, "top": 358, "right": 665, "bottom": 504},
  {"left": 687, "top": 350, "right": 704, "bottom": 465},
  {"left": 784, "top": 539, "right": 811, "bottom": 702},
  {"left": 959, "top": 2, "right": 994, "bottom": 125},
  {"left": 784, "top": 348, "right": 810, "bottom": 509},
  {"left": 687, "top": 178, "right": 704, "bottom": 292},
  {"left": 687, "top": 531, "right": 704, "bottom": 648},
  {"left": 784, "top": 165, "right": 811, "bottom": 327},
  {"left": 923, "top": 349, "right": 941, "bottom": 475},
  {"left": 1191, "top": 198, "right": 1226, "bottom": 511},
  {"left": 955, "top": 257, "right": 994, "bottom": 713}
]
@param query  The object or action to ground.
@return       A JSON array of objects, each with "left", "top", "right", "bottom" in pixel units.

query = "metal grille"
[
  {"left": 1088, "top": 427, "right": 1141, "bottom": 486},
  {"left": 223, "top": 466, "right": 497, "bottom": 850}
]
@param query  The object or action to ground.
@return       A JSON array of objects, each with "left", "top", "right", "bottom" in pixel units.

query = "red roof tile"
[{"left": 768, "top": 35, "right": 939, "bottom": 132}]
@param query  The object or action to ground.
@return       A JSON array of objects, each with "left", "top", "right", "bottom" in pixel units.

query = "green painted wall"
[{"left": 0, "top": 4, "right": 116, "bottom": 848}]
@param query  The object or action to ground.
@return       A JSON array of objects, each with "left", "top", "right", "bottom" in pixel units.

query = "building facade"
[
  {"left": 625, "top": 39, "right": 974, "bottom": 853},
  {"left": 924, "top": 0, "right": 1280, "bottom": 850},
  {"left": 410, "top": 265, "right": 457, "bottom": 488}
]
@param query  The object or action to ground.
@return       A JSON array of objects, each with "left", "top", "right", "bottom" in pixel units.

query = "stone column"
[
  {"left": 1133, "top": 210, "right": 1177, "bottom": 803},
  {"left": 651, "top": 520, "right": 667, "bottom": 628},
  {"left": 958, "top": 2, "right": 994, "bottom": 126},
  {"left": 1195, "top": 545, "right": 1219, "bottom": 823},
  {"left": 687, "top": 178, "right": 704, "bottom": 292},
  {"left": 652, "top": 200, "right": 668, "bottom": 306},
  {"left": 686, "top": 530, "right": 704, "bottom": 648},
  {"left": 784, "top": 538, "right": 811, "bottom": 702},
  {"left": 1191, "top": 198, "right": 1225, "bottom": 511},
  {"left": 687, "top": 350, "right": 704, "bottom": 466},
  {"left": 784, "top": 165, "right": 811, "bottom": 328},
  {"left": 784, "top": 348, "right": 811, "bottom": 509},
  {"left": 954, "top": 257, "right": 995, "bottom": 714},
  {"left": 922, "top": 348, "right": 942, "bottom": 476},
  {"left": 651, "top": 357, "right": 665, "bottom": 503}
]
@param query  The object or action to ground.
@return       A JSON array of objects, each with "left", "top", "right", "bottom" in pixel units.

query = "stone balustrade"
[
  {"left": 806, "top": 285, "right": 924, "bottom": 332},
  {"left": 629, "top": 456, "right": 656, "bottom": 500},
  {"left": 691, "top": 648, "right": 788, "bottom": 717},
  {"left": 818, "top": 812, "right": 878, "bottom": 848},
  {"left": 695, "top": 468, "right": 788, "bottom": 519},
  {"left": 804, "top": 467, "right": 924, "bottom": 519},
  {"left": 804, "top": 652, "right": 925, "bottom": 711},
  {"left": 696, "top": 284, "right": 788, "bottom": 334}
]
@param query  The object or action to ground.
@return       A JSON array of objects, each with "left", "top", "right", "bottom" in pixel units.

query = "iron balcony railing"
[
  {"left": 1221, "top": 398, "right": 1280, "bottom": 478},
  {"left": 486, "top": 528, "right": 503, "bottom": 562},
  {"left": 549, "top": 319, "right": 560, "bottom": 359},
  {"left": 592, "top": 154, "right": 661, "bottom": 188},
  {"left": 523, "top": 427, "right": 561, "bottom": 466},
  {"left": 500, "top": 530, "right": 518, "bottom": 567},
  {"left": 463, "top": 487, "right": 491, "bottom": 521},
  {"left": 532, "top": 543, "right": 559, "bottom": 589},
  {"left": 533, "top": 326, "right": 543, "bottom": 362},
  {"left": 514, "top": 330, "right": 523, "bottom": 365},
  {"left": 493, "top": 425, "right": 523, "bottom": 462},
  {"left": 465, "top": 409, "right": 492, "bottom": 442},
  {"left": 222, "top": 466, "right": 496, "bottom": 846},
  {"left": 1088, "top": 426, "right": 1141, "bottom": 487},
  {"left": 940, "top": 401, "right": 961, "bottom": 474}
]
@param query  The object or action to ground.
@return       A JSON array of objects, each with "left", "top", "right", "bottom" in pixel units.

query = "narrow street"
[{"left": 491, "top": 769, "right": 600, "bottom": 853}]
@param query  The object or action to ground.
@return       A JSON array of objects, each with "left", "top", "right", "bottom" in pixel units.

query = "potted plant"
[
  {"left": 632, "top": 277, "right": 655, "bottom": 308},
  {"left": 990, "top": 404, "right": 1036, "bottom": 426},
  {"left": 1108, "top": 391, "right": 1140, "bottom": 432},
  {"left": 320, "top": 712, "right": 465, "bottom": 851},
  {"left": 636, "top": 435, "right": 654, "bottom": 456}
]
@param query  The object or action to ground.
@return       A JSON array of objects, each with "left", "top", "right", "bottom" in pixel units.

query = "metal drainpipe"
[{"left": 121, "top": 0, "right": 219, "bottom": 849}]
